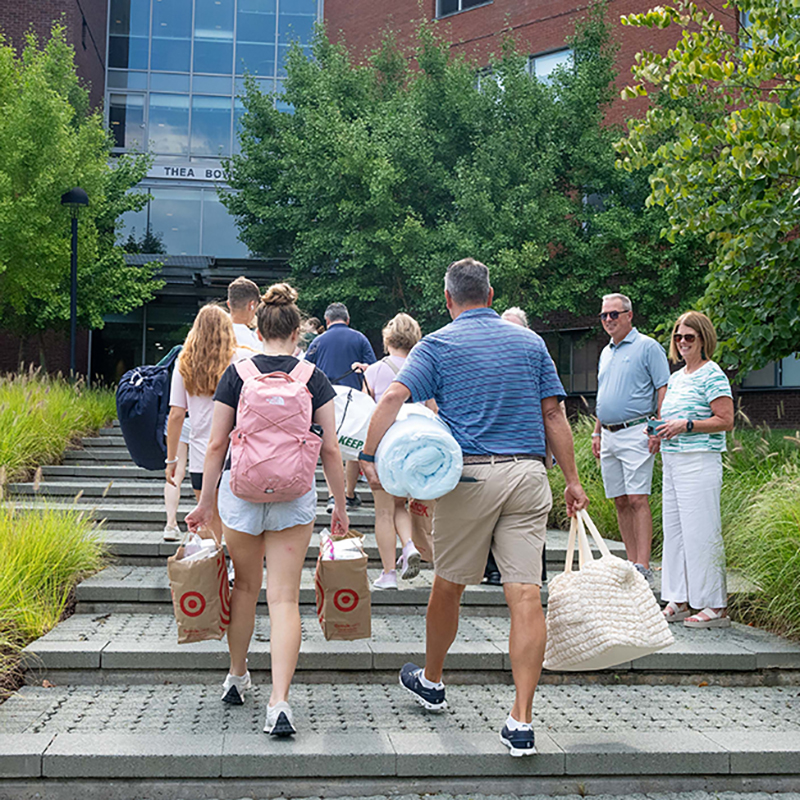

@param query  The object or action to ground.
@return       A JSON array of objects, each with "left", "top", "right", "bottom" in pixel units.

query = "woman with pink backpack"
[{"left": 185, "top": 283, "right": 349, "bottom": 738}]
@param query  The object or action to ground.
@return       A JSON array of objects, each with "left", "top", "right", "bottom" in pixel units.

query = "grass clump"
[
  {"left": 549, "top": 414, "right": 800, "bottom": 638},
  {"left": 0, "top": 368, "right": 116, "bottom": 482},
  {"left": 0, "top": 504, "right": 106, "bottom": 696}
]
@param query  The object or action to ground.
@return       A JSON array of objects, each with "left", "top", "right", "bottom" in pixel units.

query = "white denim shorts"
[
  {"left": 600, "top": 423, "right": 655, "bottom": 498},
  {"left": 217, "top": 470, "right": 317, "bottom": 536}
]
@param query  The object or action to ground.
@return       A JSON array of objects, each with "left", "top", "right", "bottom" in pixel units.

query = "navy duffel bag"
[{"left": 116, "top": 345, "right": 181, "bottom": 471}]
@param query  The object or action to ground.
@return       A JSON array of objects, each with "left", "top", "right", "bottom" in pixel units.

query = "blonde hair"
[
  {"left": 256, "top": 283, "right": 301, "bottom": 341},
  {"left": 383, "top": 313, "right": 422, "bottom": 354},
  {"left": 669, "top": 310, "right": 717, "bottom": 363},
  {"left": 178, "top": 304, "right": 236, "bottom": 396}
]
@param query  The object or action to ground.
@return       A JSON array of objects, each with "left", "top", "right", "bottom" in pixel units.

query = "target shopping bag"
[
  {"left": 167, "top": 534, "right": 231, "bottom": 644},
  {"left": 315, "top": 529, "right": 371, "bottom": 641}
]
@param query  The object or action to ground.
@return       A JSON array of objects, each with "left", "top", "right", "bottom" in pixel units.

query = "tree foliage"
[
  {"left": 616, "top": 0, "right": 800, "bottom": 372},
  {"left": 0, "top": 26, "right": 162, "bottom": 342},
  {"left": 225, "top": 3, "right": 710, "bottom": 335}
]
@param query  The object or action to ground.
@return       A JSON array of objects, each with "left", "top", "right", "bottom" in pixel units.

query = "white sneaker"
[
  {"left": 398, "top": 542, "right": 421, "bottom": 580},
  {"left": 373, "top": 570, "right": 398, "bottom": 590},
  {"left": 163, "top": 525, "right": 181, "bottom": 542},
  {"left": 264, "top": 701, "right": 296, "bottom": 736},
  {"left": 221, "top": 671, "right": 251, "bottom": 705}
]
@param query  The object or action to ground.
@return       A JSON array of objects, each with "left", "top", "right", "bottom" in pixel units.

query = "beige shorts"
[{"left": 432, "top": 459, "right": 552, "bottom": 586}]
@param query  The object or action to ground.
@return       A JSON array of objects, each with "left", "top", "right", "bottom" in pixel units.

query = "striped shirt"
[{"left": 395, "top": 308, "right": 565, "bottom": 456}]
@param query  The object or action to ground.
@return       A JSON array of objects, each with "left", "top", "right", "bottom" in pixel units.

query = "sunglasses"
[
  {"left": 599, "top": 310, "right": 628, "bottom": 321},
  {"left": 673, "top": 333, "right": 698, "bottom": 343}
]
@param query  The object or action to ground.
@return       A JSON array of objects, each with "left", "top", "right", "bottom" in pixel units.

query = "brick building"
[{"left": 1, "top": 0, "right": 796, "bottom": 419}]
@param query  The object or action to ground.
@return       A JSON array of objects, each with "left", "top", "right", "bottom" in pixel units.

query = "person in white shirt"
[{"left": 227, "top": 275, "right": 262, "bottom": 350}]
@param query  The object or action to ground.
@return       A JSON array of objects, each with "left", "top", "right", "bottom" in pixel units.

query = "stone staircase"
[{"left": 1, "top": 422, "right": 799, "bottom": 800}]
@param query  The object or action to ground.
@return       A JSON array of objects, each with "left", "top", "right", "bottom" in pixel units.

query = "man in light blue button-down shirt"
[{"left": 592, "top": 293, "right": 670, "bottom": 585}]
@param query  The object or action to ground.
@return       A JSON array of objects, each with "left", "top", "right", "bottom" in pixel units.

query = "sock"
[
  {"left": 505, "top": 714, "right": 532, "bottom": 731},
  {"left": 418, "top": 670, "right": 444, "bottom": 690}
]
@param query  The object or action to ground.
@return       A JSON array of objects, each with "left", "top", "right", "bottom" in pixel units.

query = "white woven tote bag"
[{"left": 544, "top": 509, "right": 674, "bottom": 671}]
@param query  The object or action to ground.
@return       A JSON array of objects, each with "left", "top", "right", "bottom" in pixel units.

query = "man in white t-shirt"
[{"left": 227, "top": 276, "right": 261, "bottom": 350}]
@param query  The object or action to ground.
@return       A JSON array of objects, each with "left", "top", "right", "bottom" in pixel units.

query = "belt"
[
  {"left": 462, "top": 454, "right": 545, "bottom": 465},
  {"left": 601, "top": 416, "right": 649, "bottom": 433}
]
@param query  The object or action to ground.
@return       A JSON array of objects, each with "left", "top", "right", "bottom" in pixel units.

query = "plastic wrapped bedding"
[{"left": 376, "top": 405, "right": 463, "bottom": 500}]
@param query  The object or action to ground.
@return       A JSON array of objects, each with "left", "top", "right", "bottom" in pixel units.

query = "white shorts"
[
  {"left": 217, "top": 471, "right": 317, "bottom": 536},
  {"left": 600, "top": 423, "right": 654, "bottom": 498},
  {"left": 179, "top": 417, "right": 191, "bottom": 445}
]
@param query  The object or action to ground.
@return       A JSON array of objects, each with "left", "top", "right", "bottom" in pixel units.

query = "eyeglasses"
[
  {"left": 673, "top": 333, "right": 698, "bottom": 343},
  {"left": 599, "top": 310, "right": 628, "bottom": 321}
]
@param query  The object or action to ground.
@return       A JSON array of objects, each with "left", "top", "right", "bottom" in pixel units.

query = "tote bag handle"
[{"left": 563, "top": 509, "right": 613, "bottom": 572}]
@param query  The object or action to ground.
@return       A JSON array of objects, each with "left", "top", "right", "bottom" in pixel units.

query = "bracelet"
[
  {"left": 591, "top": 433, "right": 601, "bottom": 438},
  {"left": 165, "top": 458, "right": 178, "bottom": 465},
  {"left": 358, "top": 451, "right": 375, "bottom": 462}
]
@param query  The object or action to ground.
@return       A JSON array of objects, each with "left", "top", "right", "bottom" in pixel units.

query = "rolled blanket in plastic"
[{"left": 376, "top": 405, "right": 463, "bottom": 500}]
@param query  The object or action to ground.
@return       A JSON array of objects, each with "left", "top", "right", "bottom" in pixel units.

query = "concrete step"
[
  {"left": 62, "top": 448, "right": 140, "bottom": 462},
  {"left": 98, "top": 528, "right": 612, "bottom": 568},
  {"left": 7, "top": 502, "right": 377, "bottom": 531},
  {"left": 1, "top": 683, "right": 798, "bottom": 786},
  {"left": 21, "top": 612, "right": 800, "bottom": 682},
  {"left": 74, "top": 565, "right": 507, "bottom": 614},
  {"left": 7, "top": 480, "right": 376, "bottom": 505}
]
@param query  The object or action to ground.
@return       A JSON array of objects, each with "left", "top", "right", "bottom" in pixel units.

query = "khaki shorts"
[{"left": 432, "top": 459, "right": 552, "bottom": 586}]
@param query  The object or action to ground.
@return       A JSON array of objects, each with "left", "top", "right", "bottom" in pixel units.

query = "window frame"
[{"left": 436, "top": 0, "right": 492, "bottom": 20}]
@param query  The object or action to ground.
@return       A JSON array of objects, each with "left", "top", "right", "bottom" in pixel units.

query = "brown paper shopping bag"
[
  {"left": 167, "top": 538, "right": 231, "bottom": 644},
  {"left": 315, "top": 530, "right": 371, "bottom": 641}
]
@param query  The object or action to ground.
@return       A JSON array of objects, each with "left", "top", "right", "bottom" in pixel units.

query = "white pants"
[{"left": 661, "top": 451, "right": 727, "bottom": 609}]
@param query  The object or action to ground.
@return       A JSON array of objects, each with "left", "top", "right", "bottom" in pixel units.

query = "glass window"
[
  {"left": 236, "top": 0, "right": 276, "bottom": 75},
  {"left": 278, "top": 44, "right": 310, "bottom": 77},
  {"left": 437, "top": 0, "right": 486, "bottom": 16},
  {"left": 194, "top": 0, "right": 234, "bottom": 74},
  {"left": 528, "top": 49, "right": 573, "bottom": 84},
  {"left": 742, "top": 362, "right": 777, "bottom": 388},
  {"left": 108, "top": 70, "right": 148, "bottom": 89},
  {"left": 118, "top": 202, "right": 149, "bottom": 246},
  {"left": 237, "top": 42, "right": 277, "bottom": 76},
  {"left": 151, "top": 0, "right": 192, "bottom": 72},
  {"left": 781, "top": 354, "right": 800, "bottom": 387},
  {"left": 148, "top": 94, "right": 190, "bottom": 153},
  {"left": 109, "top": 94, "right": 145, "bottom": 149},
  {"left": 150, "top": 72, "right": 190, "bottom": 92},
  {"left": 149, "top": 188, "right": 202, "bottom": 254},
  {"left": 201, "top": 191, "right": 249, "bottom": 256},
  {"left": 193, "top": 75, "right": 233, "bottom": 93},
  {"left": 108, "top": 0, "right": 150, "bottom": 69},
  {"left": 233, "top": 97, "right": 245, "bottom": 154},
  {"left": 191, "top": 95, "right": 232, "bottom": 156},
  {"left": 278, "top": 13, "right": 316, "bottom": 44}
]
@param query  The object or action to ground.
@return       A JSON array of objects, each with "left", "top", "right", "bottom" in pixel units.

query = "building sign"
[{"left": 147, "top": 162, "right": 226, "bottom": 182}]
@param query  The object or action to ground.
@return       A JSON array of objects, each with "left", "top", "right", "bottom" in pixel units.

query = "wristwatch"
[
  {"left": 358, "top": 451, "right": 375, "bottom": 462},
  {"left": 685, "top": 420, "right": 694, "bottom": 433}
]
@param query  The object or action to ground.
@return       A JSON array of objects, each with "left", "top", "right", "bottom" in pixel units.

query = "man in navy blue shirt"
[
  {"left": 359, "top": 258, "right": 588, "bottom": 757},
  {"left": 306, "top": 303, "right": 376, "bottom": 509}
]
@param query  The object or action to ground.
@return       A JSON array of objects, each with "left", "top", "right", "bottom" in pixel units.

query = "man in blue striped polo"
[{"left": 359, "top": 257, "right": 588, "bottom": 757}]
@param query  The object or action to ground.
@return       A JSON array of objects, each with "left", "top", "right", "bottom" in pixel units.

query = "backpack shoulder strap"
[
  {"left": 289, "top": 359, "right": 315, "bottom": 386},
  {"left": 381, "top": 356, "right": 401, "bottom": 376},
  {"left": 235, "top": 357, "right": 262, "bottom": 381}
]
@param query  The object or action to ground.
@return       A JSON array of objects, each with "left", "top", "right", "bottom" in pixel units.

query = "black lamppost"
[{"left": 60, "top": 187, "right": 89, "bottom": 377}]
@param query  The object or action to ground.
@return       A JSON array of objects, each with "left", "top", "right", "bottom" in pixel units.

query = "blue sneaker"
[
  {"left": 500, "top": 723, "right": 536, "bottom": 757},
  {"left": 399, "top": 662, "right": 447, "bottom": 711}
]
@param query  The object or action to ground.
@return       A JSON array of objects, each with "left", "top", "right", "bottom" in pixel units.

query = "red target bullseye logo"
[
  {"left": 180, "top": 591, "right": 206, "bottom": 617},
  {"left": 333, "top": 589, "right": 359, "bottom": 612}
]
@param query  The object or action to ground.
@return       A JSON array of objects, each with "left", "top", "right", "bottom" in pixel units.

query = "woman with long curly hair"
[{"left": 165, "top": 304, "right": 250, "bottom": 540}]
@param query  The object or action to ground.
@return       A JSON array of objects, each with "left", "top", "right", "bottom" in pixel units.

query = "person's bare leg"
[
  {"left": 424, "top": 575, "right": 465, "bottom": 683},
  {"left": 628, "top": 494, "right": 653, "bottom": 569},
  {"left": 393, "top": 495, "right": 413, "bottom": 548},
  {"left": 164, "top": 441, "right": 187, "bottom": 529},
  {"left": 224, "top": 524, "right": 265, "bottom": 676},
  {"left": 345, "top": 460, "right": 360, "bottom": 499},
  {"left": 614, "top": 495, "right": 638, "bottom": 564},
  {"left": 263, "top": 522, "right": 314, "bottom": 705},
  {"left": 373, "top": 488, "right": 398, "bottom": 572},
  {"left": 504, "top": 582, "right": 545, "bottom": 724}
]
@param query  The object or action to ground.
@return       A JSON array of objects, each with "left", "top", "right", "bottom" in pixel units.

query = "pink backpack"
[{"left": 228, "top": 358, "right": 322, "bottom": 503}]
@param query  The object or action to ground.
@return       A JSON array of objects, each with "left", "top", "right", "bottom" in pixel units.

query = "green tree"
[
  {"left": 0, "top": 26, "right": 162, "bottom": 365},
  {"left": 224, "top": 4, "right": 709, "bottom": 335},
  {"left": 616, "top": 0, "right": 800, "bottom": 372}
]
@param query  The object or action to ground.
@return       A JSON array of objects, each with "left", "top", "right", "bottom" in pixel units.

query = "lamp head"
[{"left": 61, "top": 187, "right": 89, "bottom": 214}]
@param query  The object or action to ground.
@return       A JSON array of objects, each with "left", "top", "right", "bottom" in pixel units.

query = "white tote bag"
[
  {"left": 333, "top": 385, "right": 376, "bottom": 461},
  {"left": 544, "top": 509, "right": 673, "bottom": 671}
]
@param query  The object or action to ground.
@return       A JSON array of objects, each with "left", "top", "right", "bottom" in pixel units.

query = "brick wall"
[
  {"left": 0, "top": 330, "right": 89, "bottom": 377},
  {"left": 1, "top": 0, "right": 107, "bottom": 109},
  {"left": 324, "top": 0, "right": 738, "bottom": 126},
  {"left": 735, "top": 390, "right": 800, "bottom": 430}
]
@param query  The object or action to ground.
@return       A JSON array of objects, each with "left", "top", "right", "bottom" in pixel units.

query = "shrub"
[{"left": 0, "top": 368, "right": 116, "bottom": 482}]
